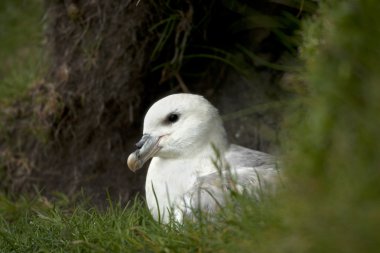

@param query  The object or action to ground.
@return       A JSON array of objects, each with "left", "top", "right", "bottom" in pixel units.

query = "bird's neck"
[
  {"left": 180, "top": 125, "right": 230, "bottom": 175},
  {"left": 183, "top": 116, "right": 229, "bottom": 155}
]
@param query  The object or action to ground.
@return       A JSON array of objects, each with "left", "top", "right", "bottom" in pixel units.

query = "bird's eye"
[{"left": 166, "top": 113, "right": 179, "bottom": 123}]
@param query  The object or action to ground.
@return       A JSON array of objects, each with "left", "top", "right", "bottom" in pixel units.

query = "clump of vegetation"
[{"left": 279, "top": 0, "right": 380, "bottom": 252}]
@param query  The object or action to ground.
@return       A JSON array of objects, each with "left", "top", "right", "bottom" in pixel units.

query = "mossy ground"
[{"left": 0, "top": 0, "right": 44, "bottom": 103}]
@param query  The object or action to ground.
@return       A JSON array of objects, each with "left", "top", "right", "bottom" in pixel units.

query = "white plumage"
[{"left": 127, "top": 94, "right": 279, "bottom": 223}]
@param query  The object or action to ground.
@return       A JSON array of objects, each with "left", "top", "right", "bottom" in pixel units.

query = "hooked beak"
[{"left": 127, "top": 134, "right": 161, "bottom": 172}]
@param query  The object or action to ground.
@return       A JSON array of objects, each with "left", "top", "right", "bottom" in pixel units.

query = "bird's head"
[{"left": 127, "top": 93, "right": 227, "bottom": 172}]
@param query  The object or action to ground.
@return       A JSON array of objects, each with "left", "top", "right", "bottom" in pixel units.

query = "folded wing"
[{"left": 181, "top": 144, "right": 280, "bottom": 217}]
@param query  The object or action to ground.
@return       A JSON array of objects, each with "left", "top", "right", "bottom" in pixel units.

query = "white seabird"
[{"left": 127, "top": 94, "right": 279, "bottom": 223}]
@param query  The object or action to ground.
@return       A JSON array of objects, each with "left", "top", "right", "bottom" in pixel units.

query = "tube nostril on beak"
[
  {"left": 135, "top": 134, "right": 150, "bottom": 149},
  {"left": 135, "top": 141, "right": 144, "bottom": 149}
]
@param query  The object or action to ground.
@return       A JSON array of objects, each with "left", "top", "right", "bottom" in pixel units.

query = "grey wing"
[
  {"left": 180, "top": 145, "right": 280, "bottom": 217},
  {"left": 225, "top": 144, "right": 280, "bottom": 191},
  {"left": 225, "top": 144, "right": 277, "bottom": 169}
]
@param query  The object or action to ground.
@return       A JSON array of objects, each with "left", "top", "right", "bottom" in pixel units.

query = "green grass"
[
  {"left": 0, "top": 0, "right": 44, "bottom": 103},
  {"left": 0, "top": 193, "right": 280, "bottom": 252}
]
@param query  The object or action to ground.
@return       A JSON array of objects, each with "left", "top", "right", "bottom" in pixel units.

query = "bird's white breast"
[{"left": 145, "top": 157, "right": 199, "bottom": 222}]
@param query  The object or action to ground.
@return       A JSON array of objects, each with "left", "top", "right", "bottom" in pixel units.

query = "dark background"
[{"left": 0, "top": 0, "right": 316, "bottom": 205}]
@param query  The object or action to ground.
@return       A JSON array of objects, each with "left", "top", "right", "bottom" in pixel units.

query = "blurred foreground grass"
[
  {"left": 1, "top": 0, "right": 380, "bottom": 252},
  {"left": 0, "top": 0, "right": 44, "bottom": 103},
  {"left": 278, "top": 0, "right": 380, "bottom": 251}
]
